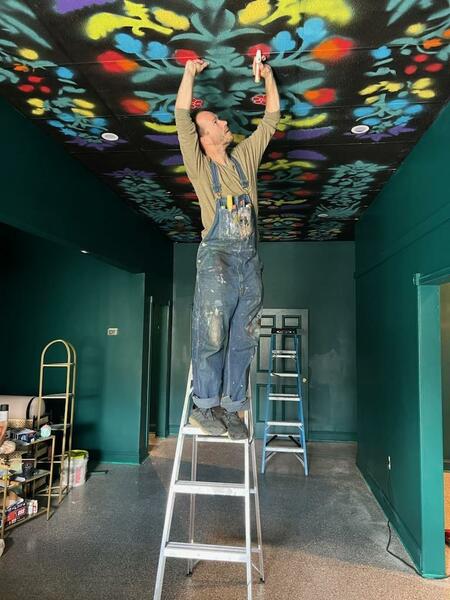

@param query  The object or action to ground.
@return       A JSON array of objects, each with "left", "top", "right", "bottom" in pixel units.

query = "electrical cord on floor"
[{"left": 385, "top": 466, "right": 450, "bottom": 578}]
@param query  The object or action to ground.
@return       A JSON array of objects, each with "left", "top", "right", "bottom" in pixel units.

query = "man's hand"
[
  {"left": 253, "top": 54, "right": 273, "bottom": 81},
  {"left": 185, "top": 59, "right": 209, "bottom": 78}
]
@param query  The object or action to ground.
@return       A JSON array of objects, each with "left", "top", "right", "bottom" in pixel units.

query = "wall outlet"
[
  {"left": 387, "top": 455, "right": 391, "bottom": 470},
  {"left": 107, "top": 328, "right": 119, "bottom": 336}
]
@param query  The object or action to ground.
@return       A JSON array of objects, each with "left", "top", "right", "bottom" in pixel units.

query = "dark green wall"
[
  {"left": 170, "top": 241, "right": 356, "bottom": 438},
  {"left": 355, "top": 103, "right": 450, "bottom": 576},
  {"left": 0, "top": 224, "right": 146, "bottom": 463},
  {"left": 442, "top": 283, "right": 450, "bottom": 468}
]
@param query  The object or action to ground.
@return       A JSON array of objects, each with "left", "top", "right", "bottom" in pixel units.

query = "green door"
[{"left": 251, "top": 309, "right": 309, "bottom": 439}]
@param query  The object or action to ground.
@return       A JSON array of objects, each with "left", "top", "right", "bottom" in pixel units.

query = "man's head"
[{"left": 194, "top": 110, "right": 233, "bottom": 154}]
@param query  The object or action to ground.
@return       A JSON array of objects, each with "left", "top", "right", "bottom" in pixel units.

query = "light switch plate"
[{"left": 107, "top": 328, "right": 119, "bottom": 336}]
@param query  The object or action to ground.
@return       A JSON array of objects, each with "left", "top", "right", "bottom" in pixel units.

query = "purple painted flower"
[
  {"left": 55, "top": 0, "right": 115, "bottom": 14},
  {"left": 287, "top": 127, "right": 332, "bottom": 140},
  {"left": 162, "top": 154, "right": 183, "bottom": 166},
  {"left": 287, "top": 149, "right": 326, "bottom": 161},
  {"left": 145, "top": 134, "right": 180, "bottom": 146}
]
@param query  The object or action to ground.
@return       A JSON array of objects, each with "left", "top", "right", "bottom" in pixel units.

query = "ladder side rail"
[
  {"left": 187, "top": 434, "right": 198, "bottom": 575},
  {"left": 261, "top": 334, "right": 275, "bottom": 473},
  {"left": 153, "top": 364, "right": 193, "bottom": 600},
  {"left": 244, "top": 440, "right": 252, "bottom": 600},
  {"left": 295, "top": 335, "right": 309, "bottom": 476}
]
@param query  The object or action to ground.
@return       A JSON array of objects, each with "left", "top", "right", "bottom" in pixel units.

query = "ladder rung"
[
  {"left": 182, "top": 425, "right": 248, "bottom": 444},
  {"left": 264, "top": 446, "right": 304, "bottom": 454},
  {"left": 41, "top": 393, "right": 73, "bottom": 399},
  {"left": 272, "top": 350, "right": 296, "bottom": 356},
  {"left": 266, "top": 433, "right": 300, "bottom": 439},
  {"left": 266, "top": 421, "right": 303, "bottom": 427},
  {"left": 271, "top": 372, "right": 298, "bottom": 378},
  {"left": 42, "top": 363, "right": 74, "bottom": 367},
  {"left": 174, "top": 481, "right": 248, "bottom": 497},
  {"left": 165, "top": 542, "right": 248, "bottom": 563},
  {"left": 268, "top": 394, "right": 300, "bottom": 402}
]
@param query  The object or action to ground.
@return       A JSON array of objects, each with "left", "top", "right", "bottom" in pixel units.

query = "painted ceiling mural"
[{"left": 0, "top": 1, "right": 449, "bottom": 242}]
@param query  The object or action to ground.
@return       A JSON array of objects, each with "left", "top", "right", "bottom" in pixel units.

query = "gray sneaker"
[
  {"left": 189, "top": 407, "right": 227, "bottom": 436},
  {"left": 221, "top": 410, "right": 249, "bottom": 440}
]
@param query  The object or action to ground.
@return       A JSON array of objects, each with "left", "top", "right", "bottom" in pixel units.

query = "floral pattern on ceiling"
[{"left": 0, "top": 0, "right": 449, "bottom": 241}]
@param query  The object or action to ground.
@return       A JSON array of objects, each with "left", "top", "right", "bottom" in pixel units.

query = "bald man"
[{"left": 175, "top": 56, "right": 280, "bottom": 439}]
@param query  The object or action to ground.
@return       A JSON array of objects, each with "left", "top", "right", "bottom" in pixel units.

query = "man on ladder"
[{"left": 175, "top": 54, "right": 280, "bottom": 439}]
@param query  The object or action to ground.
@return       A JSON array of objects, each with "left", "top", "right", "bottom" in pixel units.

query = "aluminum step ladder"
[
  {"left": 153, "top": 363, "right": 264, "bottom": 600},
  {"left": 261, "top": 327, "right": 309, "bottom": 475}
]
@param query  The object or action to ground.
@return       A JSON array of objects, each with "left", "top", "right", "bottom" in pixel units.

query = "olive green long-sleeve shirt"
[{"left": 175, "top": 108, "right": 280, "bottom": 238}]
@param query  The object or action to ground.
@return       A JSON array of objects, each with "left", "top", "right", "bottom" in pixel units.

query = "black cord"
[{"left": 385, "top": 467, "right": 450, "bottom": 578}]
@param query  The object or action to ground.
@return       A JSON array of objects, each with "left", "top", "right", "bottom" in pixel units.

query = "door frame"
[{"left": 415, "top": 267, "right": 450, "bottom": 577}]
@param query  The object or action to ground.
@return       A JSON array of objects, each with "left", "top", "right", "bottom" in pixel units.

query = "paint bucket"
[{"left": 61, "top": 450, "right": 89, "bottom": 488}]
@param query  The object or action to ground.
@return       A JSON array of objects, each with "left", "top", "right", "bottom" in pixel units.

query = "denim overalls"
[{"left": 191, "top": 156, "right": 262, "bottom": 412}]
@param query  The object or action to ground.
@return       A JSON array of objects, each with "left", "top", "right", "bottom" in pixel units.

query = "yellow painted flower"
[
  {"left": 73, "top": 98, "right": 95, "bottom": 109},
  {"left": 359, "top": 83, "right": 382, "bottom": 96},
  {"left": 412, "top": 77, "right": 432, "bottom": 90},
  {"left": 254, "top": 113, "right": 327, "bottom": 131},
  {"left": 238, "top": 0, "right": 271, "bottom": 25},
  {"left": 27, "top": 98, "right": 44, "bottom": 108},
  {"left": 359, "top": 81, "right": 403, "bottom": 96},
  {"left": 31, "top": 108, "right": 45, "bottom": 116},
  {"left": 71, "top": 108, "right": 95, "bottom": 117},
  {"left": 365, "top": 95, "right": 379, "bottom": 104},
  {"left": 411, "top": 78, "right": 435, "bottom": 99},
  {"left": 18, "top": 48, "right": 38, "bottom": 60},
  {"left": 406, "top": 23, "right": 426, "bottom": 36},
  {"left": 384, "top": 82, "right": 403, "bottom": 92},
  {"left": 233, "top": 134, "right": 245, "bottom": 144},
  {"left": 144, "top": 121, "right": 177, "bottom": 133},
  {"left": 151, "top": 8, "right": 190, "bottom": 30}
]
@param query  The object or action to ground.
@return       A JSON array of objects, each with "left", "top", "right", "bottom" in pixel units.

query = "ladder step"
[
  {"left": 266, "top": 421, "right": 303, "bottom": 427},
  {"left": 271, "top": 372, "right": 298, "bottom": 378},
  {"left": 174, "top": 481, "right": 248, "bottom": 497},
  {"left": 264, "top": 446, "right": 304, "bottom": 454},
  {"left": 165, "top": 542, "right": 248, "bottom": 563},
  {"left": 268, "top": 394, "right": 300, "bottom": 402},
  {"left": 182, "top": 425, "right": 248, "bottom": 444},
  {"left": 272, "top": 350, "right": 296, "bottom": 357}
]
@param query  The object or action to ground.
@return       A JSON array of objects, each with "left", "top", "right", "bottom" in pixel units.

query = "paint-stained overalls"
[{"left": 192, "top": 156, "right": 262, "bottom": 412}]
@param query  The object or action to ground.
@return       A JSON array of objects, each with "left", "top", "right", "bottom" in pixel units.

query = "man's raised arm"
[
  {"left": 175, "top": 59, "right": 208, "bottom": 179},
  {"left": 233, "top": 59, "right": 281, "bottom": 169}
]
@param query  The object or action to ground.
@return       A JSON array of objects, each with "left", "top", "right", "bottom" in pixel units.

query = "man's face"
[{"left": 196, "top": 111, "right": 233, "bottom": 147}]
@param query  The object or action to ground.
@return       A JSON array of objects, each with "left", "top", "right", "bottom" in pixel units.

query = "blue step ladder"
[{"left": 261, "top": 327, "right": 309, "bottom": 475}]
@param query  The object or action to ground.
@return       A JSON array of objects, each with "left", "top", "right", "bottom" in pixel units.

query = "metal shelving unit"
[
  {"left": 0, "top": 435, "right": 56, "bottom": 555},
  {"left": 37, "top": 339, "right": 77, "bottom": 504}
]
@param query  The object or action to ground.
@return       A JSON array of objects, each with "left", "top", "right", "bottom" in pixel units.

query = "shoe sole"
[{"left": 189, "top": 415, "right": 226, "bottom": 436}]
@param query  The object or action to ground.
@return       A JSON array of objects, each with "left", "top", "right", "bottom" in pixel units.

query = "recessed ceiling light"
[
  {"left": 351, "top": 124, "right": 370, "bottom": 134},
  {"left": 101, "top": 132, "right": 119, "bottom": 141},
  {"left": 81, "top": 249, "right": 89, "bottom": 254},
  {"left": 318, "top": 213, "right": 328, "bottom": 218}
]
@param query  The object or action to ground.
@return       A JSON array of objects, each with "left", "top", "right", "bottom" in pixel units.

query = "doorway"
[
  {"left": 416, "top": 269, "right": 450, "bottom": 577},
  {"left": 251, "top": 308, "right": 308, "bottom": 439}
]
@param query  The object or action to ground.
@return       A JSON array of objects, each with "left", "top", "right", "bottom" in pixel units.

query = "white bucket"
[{"left": 62, "top": 450, "right": 89, "bottom": 488}]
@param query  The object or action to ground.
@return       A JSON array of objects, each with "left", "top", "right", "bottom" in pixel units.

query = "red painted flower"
[
  {"left": 97, "top": 50, "right": 139, "bottom": 73},
  {"left": 300, "top": 172, "right": 318, "bottom": 181},
  {"left": 268, "top": 152, "right": 283, "bottom": 159},
  {"left": 120, "top": 98, "right": 150, "bottom": 114},
  {"left": 251, "top": 94, "right": 266, "bottom": 105},
  {"left": 173, "top": 49, "right": 199, "bottom": 66},
  {"left": 404, "top": 64, "right": 417, "bottom": 75},
  {"left": 273, "top": 131, "right": 285, "bottom": 140},
  {"left": 175, "top": 176, "right": 191, "bottom": 184},
  {"left": 311, "top": 37, "right": 354, "bottom": 61},
  {"left": 191, "top": 97, "right": 204, "bottom": 109},
  {"left": 304, "top": 88, "right": 336, "bottom": 106},
  {"left": 294, "top": 190, "right": 312, "bottom": 196},
  {"left": 260, "top": 174, "right": 274, "bottom": 181},
  {"left": 246, "top": 44, "right": 271, "bottom": 59},
  {"left": 425, "top": 62, "right": 443, "bottom": 72},
  {"left": 413, "top": 54, "right": 428, "bottom": 63},
  {"left": 183, "top": 192, "right": 198, "bottom": 200},
  {"left": 18, "top": 74, "right": 51, "bottom": 94}
]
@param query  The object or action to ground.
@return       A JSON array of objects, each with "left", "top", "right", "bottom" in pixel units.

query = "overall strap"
[
  {"left": 230, "top": 156, "right": 249, "bottom": 191},
  {"left": 209, "top": 160, "right": 222, "bottom": 197}
]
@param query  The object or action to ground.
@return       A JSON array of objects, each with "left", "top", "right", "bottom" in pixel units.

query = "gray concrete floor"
[{"left": 1, "top": 440, "right": 449, "bottom": 600}]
